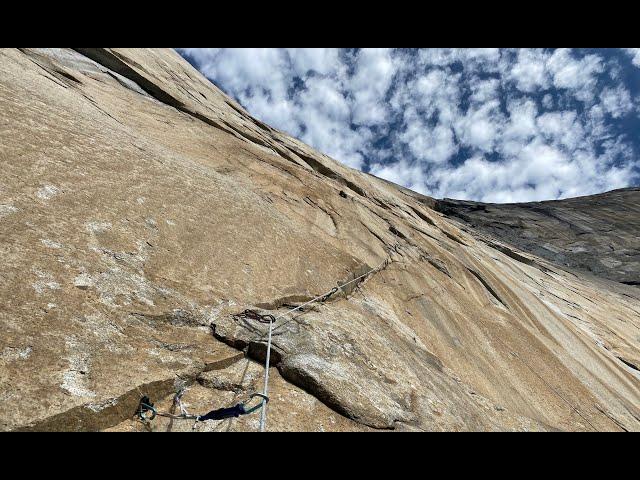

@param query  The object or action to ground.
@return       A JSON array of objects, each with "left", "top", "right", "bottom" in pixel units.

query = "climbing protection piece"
[
  {"left": 198, "top": 393, "right": 269, "bottom": 421},
  {"left": 135, "top": 391, "right": 268, "bottom": 426},
  {"left": 136, "top": 395, "right": 156, "bottom": 422},
  {"left": 320, "top": 286, "right": 340, "bottom": 303},
  {"left": 232, "top": 309, "right": 276, "bottom": 324}
]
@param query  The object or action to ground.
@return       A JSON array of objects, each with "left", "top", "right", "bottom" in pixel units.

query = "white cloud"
[
  {"left": 370, "top": 159, "right": 426, "bottom": 193},
  {"left": 400, "top": 116, "right": 457, "bottom": 165},
  {"left": 403, "top": 69, "right": 462, "bottom": 125},
  {"left": 509, "top": 48, "right": 550, "bottom": 92},
  {"left": 416, "top": 48, "right": 502, "bottom": 73},
  {"left": 536, "top": 111, "right": 583, "bottom": 150},
  {"left": 546, "top": 49, "right": 604, "bottom": 103},
  {"left": 285, "top": 48, "right": 344, "bottom": 77},
  {"left": 454, "top": 101, "right": 503, "bottom": 152},
  {"left": 624, "top": 48, "right": 640, "bottom": 67},
  {"left": 505, "top": 99, "right": 538, "bottom": 140},
  {"left": 349, "top": 48, "right": 396, "bottom": 126},
  {"left": 469, "top": 78, "right": 501, "bottom": 104},
  {"left": 599, "top": 85, "right": 633, "bottom": 118},
  {"left": 178, "top": 48, "right": 639, "bottom": 203},
  {"left": 541, "top": 94, "right": 554, "bottom": 109}
]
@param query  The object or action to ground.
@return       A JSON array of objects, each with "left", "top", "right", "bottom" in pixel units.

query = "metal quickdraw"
[
  {"left": 232, "top": 309, "right": 276, "bottom": 324},
  {"left": 135, "top": 392, "right": 269, "bottom": 424},
  {"left": 197, "top": 393, "right": 269, "bottom": 421},
  {"left": 319, "top": 286, "right": 340, "bottom": 302}
]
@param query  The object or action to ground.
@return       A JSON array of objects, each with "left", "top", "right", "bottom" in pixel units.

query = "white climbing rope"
[
  {"left": 258, "top": 257, "right": 389, "bottom": 432},
  {"left": 259, "top": 318, "right": 274, "bottom": 432}
]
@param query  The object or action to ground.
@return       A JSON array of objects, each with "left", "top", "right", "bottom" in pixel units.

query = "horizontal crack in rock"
[{"left": 13, "top": 354, "right": 244, "bottom": 432}]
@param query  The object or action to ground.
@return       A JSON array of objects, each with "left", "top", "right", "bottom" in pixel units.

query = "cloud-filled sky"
[{"left": 178, "top": 48, "right": 640, "bottom": 203}]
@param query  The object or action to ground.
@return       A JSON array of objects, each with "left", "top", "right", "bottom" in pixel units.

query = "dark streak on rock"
[{"left": 467, "top": 268, "right": 509, "bottom": 310}]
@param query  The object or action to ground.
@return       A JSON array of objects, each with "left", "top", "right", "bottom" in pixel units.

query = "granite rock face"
[
  {"left": 434, "top": 189, "right": 640, "bottom": 286},
  {"left": 1, "top": 48, "right": 639, "bottom": 432}
]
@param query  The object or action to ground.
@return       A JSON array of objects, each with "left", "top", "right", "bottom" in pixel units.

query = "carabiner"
[
  {"left": 137, "top": 396, "right": 157, "bottom": 421},
  {"left": 249, "top": 393, "right": 269, "bottom": 403},
  {"left": 240, "top": 393, "right": 270, "bottom": 415}
]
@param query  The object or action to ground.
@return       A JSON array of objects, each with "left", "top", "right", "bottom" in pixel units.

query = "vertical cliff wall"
[{"left": 0, "top": 48, "right": 638, "bottom": 432}]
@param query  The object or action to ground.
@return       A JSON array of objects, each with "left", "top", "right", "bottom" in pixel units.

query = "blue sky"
[{"left": 178, "top": 48, "right": 640, "bottom": 203}]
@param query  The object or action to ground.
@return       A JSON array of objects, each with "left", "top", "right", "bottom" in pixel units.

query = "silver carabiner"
[{"left": 249, "top": 393, "right": 269, "bottom": 403}]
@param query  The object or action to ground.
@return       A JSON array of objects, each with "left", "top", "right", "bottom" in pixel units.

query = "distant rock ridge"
[{"left": 434, "top": 187, "right": 640, "bottom": 286}]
